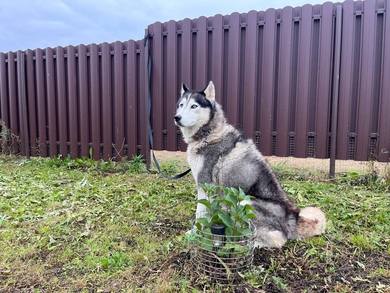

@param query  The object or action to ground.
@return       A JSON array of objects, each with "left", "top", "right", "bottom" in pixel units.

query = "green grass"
[{"left": 0, "top": 154, "right": 389, "bottom": 292}]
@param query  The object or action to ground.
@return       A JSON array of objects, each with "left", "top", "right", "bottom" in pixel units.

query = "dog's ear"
[
  {"left": 203, "top": 81, "right": 215, "bottom": 103},
  {"left": 181, "top": 83, "right": 189, "bottom": 95}
]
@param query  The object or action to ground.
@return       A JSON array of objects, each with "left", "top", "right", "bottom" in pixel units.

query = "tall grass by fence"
[{"left": 0, "top": 0, "right": 389, "bottom": 168}]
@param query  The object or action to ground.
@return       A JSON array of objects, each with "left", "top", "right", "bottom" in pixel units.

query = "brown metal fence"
[
  {"left": 0, "top": 0, "right": 389, "bottom": 169},
  {"left": 146, "top": 0, "right": 390, "bottom": 163},
  {"left": 0, "top": 41, "right": 147, "bottom": 161}
]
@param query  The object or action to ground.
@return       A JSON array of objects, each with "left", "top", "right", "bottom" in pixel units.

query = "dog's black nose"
[{"left": 174, "top": 115, "right": 181, "bottom": 122}]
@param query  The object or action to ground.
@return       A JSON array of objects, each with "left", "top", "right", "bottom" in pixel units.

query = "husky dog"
[{"left": 174, "top": 81, "right": 326, "bottom": 248}]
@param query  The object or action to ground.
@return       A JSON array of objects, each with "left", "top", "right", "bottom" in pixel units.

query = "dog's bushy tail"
[{"left": 296, "top": 207, "right": 326, "bottom": 239}]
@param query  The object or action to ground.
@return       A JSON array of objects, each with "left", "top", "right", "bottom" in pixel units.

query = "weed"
[
  {"left": 100, "top": 251, "right": 129, "bottom": 271},
  {"left": 159, "top": 158, "right": 179, "bottom": 175},
  {"left": 272, "top": 276, "right": 288, "bottom": 290},
  {"left": 129, "top": 154, "right": 145, "bottom": 174},
  {"left": 350, "top": 233, "right": 373, "bottom": 249},
  {"left": 244, "top": 266, "right": 266, "bottom": 287},
  {"left": 0, "top": 120, "right": 19, "bottom": 156}
]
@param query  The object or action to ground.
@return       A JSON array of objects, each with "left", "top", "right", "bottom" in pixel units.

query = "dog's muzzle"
[{"left": 174, "top": 115, "right": 182, "bottom": 125}]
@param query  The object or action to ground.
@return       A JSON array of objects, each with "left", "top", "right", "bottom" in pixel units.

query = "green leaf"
[
  {"left": 235, "top": 214, "right": 245, "bottom": 224},
  {"left": 238, "top": 188, "right": 246, "bottom": 200},
  {"left": 242, "top": 195, "right": 253, "bottom": 203},
  {"left": 200, "top": 183, "right": 218, "bottom": 198},
  {"left": 246, "top": 212, "right": 257, "bottom": 220},
  {"left": 225, "top": 192, "right": 238, "bottom": 206},
  {"left": 211, "top": 199, "right": 220, "bottom": 211},
  {"left": 196, "top": 217, "right": 210, "bottom": 227},
  {"left": 218, "top": 212, "right": 235, "bottom": 228},
  {"left": 225, "top": 227, "right": 233, "bottom": 237},
  {"left": 195, "top": 222, "right": 202, "bottom": 231},
  {"left": 219, "top": 198, "right": 234, "bottom": 207},
  {"left": 244, "top": 204, "right": 255, "bottom": 211},
  {"left": 197, "top": 199, "right": 211, "bottom": 209},
  {"left": 237, "top": 227, "right": 252, "bottom": 236},
  {"left": 211, "top": 214, "right": 222, "bottom": 224},
  {"left": 218, "top": 243, "right": 249, "bottom": 255}
]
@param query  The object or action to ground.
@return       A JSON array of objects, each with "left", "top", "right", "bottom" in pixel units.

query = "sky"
[{"left": 0, "top": 0, "right": 327, "bottom": 53}]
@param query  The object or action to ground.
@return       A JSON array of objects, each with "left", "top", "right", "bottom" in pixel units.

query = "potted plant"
[{"left": 187, "top": 184, "right": 257, "bottom": 281}]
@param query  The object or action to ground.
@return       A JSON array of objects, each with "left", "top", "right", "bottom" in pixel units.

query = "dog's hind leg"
[{"left": 254, "top": 230, "right": 287, "bottom": 248}]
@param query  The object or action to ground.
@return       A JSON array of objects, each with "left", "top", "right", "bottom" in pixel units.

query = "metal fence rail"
[{"left": 0, "top": 0, "right": 389, "bottom": 168}]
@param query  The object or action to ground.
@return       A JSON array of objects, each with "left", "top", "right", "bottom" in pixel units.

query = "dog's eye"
[
  {"left": 191, "top": 105, "right": 198, "bottom": 109},
  {"left": 179, "top": 103, "right": 183, "bottom": 108}
]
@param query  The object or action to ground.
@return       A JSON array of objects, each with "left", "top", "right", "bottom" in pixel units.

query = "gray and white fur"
[{"left": 174, "top": 81, "right": 326, "bottom": 248}]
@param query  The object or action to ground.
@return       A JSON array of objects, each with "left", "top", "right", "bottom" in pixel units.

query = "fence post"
[{"left": 330, "top": 5, "right": 343, "bottom": 178}]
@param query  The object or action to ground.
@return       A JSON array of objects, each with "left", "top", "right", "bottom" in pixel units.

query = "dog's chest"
[{"left": 186, "top": 147, "right": 204, "bottom": 184}]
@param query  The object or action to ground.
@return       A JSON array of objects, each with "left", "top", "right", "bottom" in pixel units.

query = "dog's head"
[{"left": 174, "top": 81, "right": 215, "bottom": 128}]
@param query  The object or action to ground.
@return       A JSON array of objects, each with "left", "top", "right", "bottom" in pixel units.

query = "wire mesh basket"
[{"left": 189, "top": 215, "right": 257, "bottom": 282}]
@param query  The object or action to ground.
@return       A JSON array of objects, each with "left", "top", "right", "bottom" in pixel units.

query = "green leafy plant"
[
  {"left": 129, "top": 154, "right": 145, "bottom": 174},
  {"left": 195, "top": 183, "right": 256, "bottom": 239},
  {"left": 160, "top": 158, "right": 179, "bottom": 175},
  {"left": 100, "top": 251, "right": 129, "bottom": 271},
  {"left": 189, "top": 184, "right": 257, "bottom": 280},
  {"left": 190, "top": 184, "right": 257, "bottom": 257}
]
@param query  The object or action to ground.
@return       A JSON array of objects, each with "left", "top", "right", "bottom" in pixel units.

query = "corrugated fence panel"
[
  {"left": 260, "top": 9, "right": 277, "bottom": 156},
  {"left": 137, "top": 38, "right": 148, "bottom": 160},
  {"left": 35, "top": 48, "right": 48, "bottom": 157},
  {"left": 77, "top": 44, "right": 89, "bottom": 158},
  {"left": 210, "top": 14, "right": 224, "bottom": 109},
  {"left": 114, "top": 41, "right": 125, "bottom": 158},
  {"left": 295, "top": 5, "right": 312, "bottom": 158},
  {"left": 151, "top": 22, "right": 164, "bottom": 151},
  {"left": 8, "top": 52, "right": 19, "bottom": 153},
  {"left": 276, "top": 6, "right": 294, "bottom": 157},
  {"left": 241, "top": 11, "right": 259, "bottom": 140},
  {"left": 46, "top": 48, "right": 57, "bottom": 157},
  {"left": 179, "top": 19, "right": 192, "bottom": 89},
  {"left": 314, "top": 2, "right": 334, "bottom": 159},
  {"left": 101, "top": 43, "right": 112, "bottom": 160},
  {"left": 56, "top": 46, "right": 68, "bottom": 158},
  {"left": 337, "top": 0, "right": 356, "bottom": 160},
  {"left": 166, "top": 20, "right": 179, "bottom": 151},
  {"left": 356, "top": 0, "right": 377, "bottom": 161},
  {"left": 193, "top": 17, "right": 208, "bottom": 89},
  {"left": 67, "top": 45, "right": 78, "bottom": 159},
  {"left": 89, "top": 43, "right": 101, "bottom": 160},
  {"left": 176, "top": 18, "right": 192, "bottom": 151},
  {"left": 16, "top": 51, "right": 26, "bottom": 157},
  {"left": 225, "top": 13, "right": 241, "bottom": 129},
  {"left": 0, "top": 53, "right": 8, "bottom": 131},
  {"left": 125, "top": 40, "right": 139, "bottom": 157},
  {"left": 378, "top": 0, "right": 390, "bottom": 163},
  {"left": 25, "top": 49, "right": 38, "bottom": 157}
]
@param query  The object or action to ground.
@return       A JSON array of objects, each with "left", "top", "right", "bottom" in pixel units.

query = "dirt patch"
[
  {"left": 152, "top": 151, "right": 389, "bottom": 175},
  {"left": 143, "top": 239, "right": 390, "bottom": 292}
]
